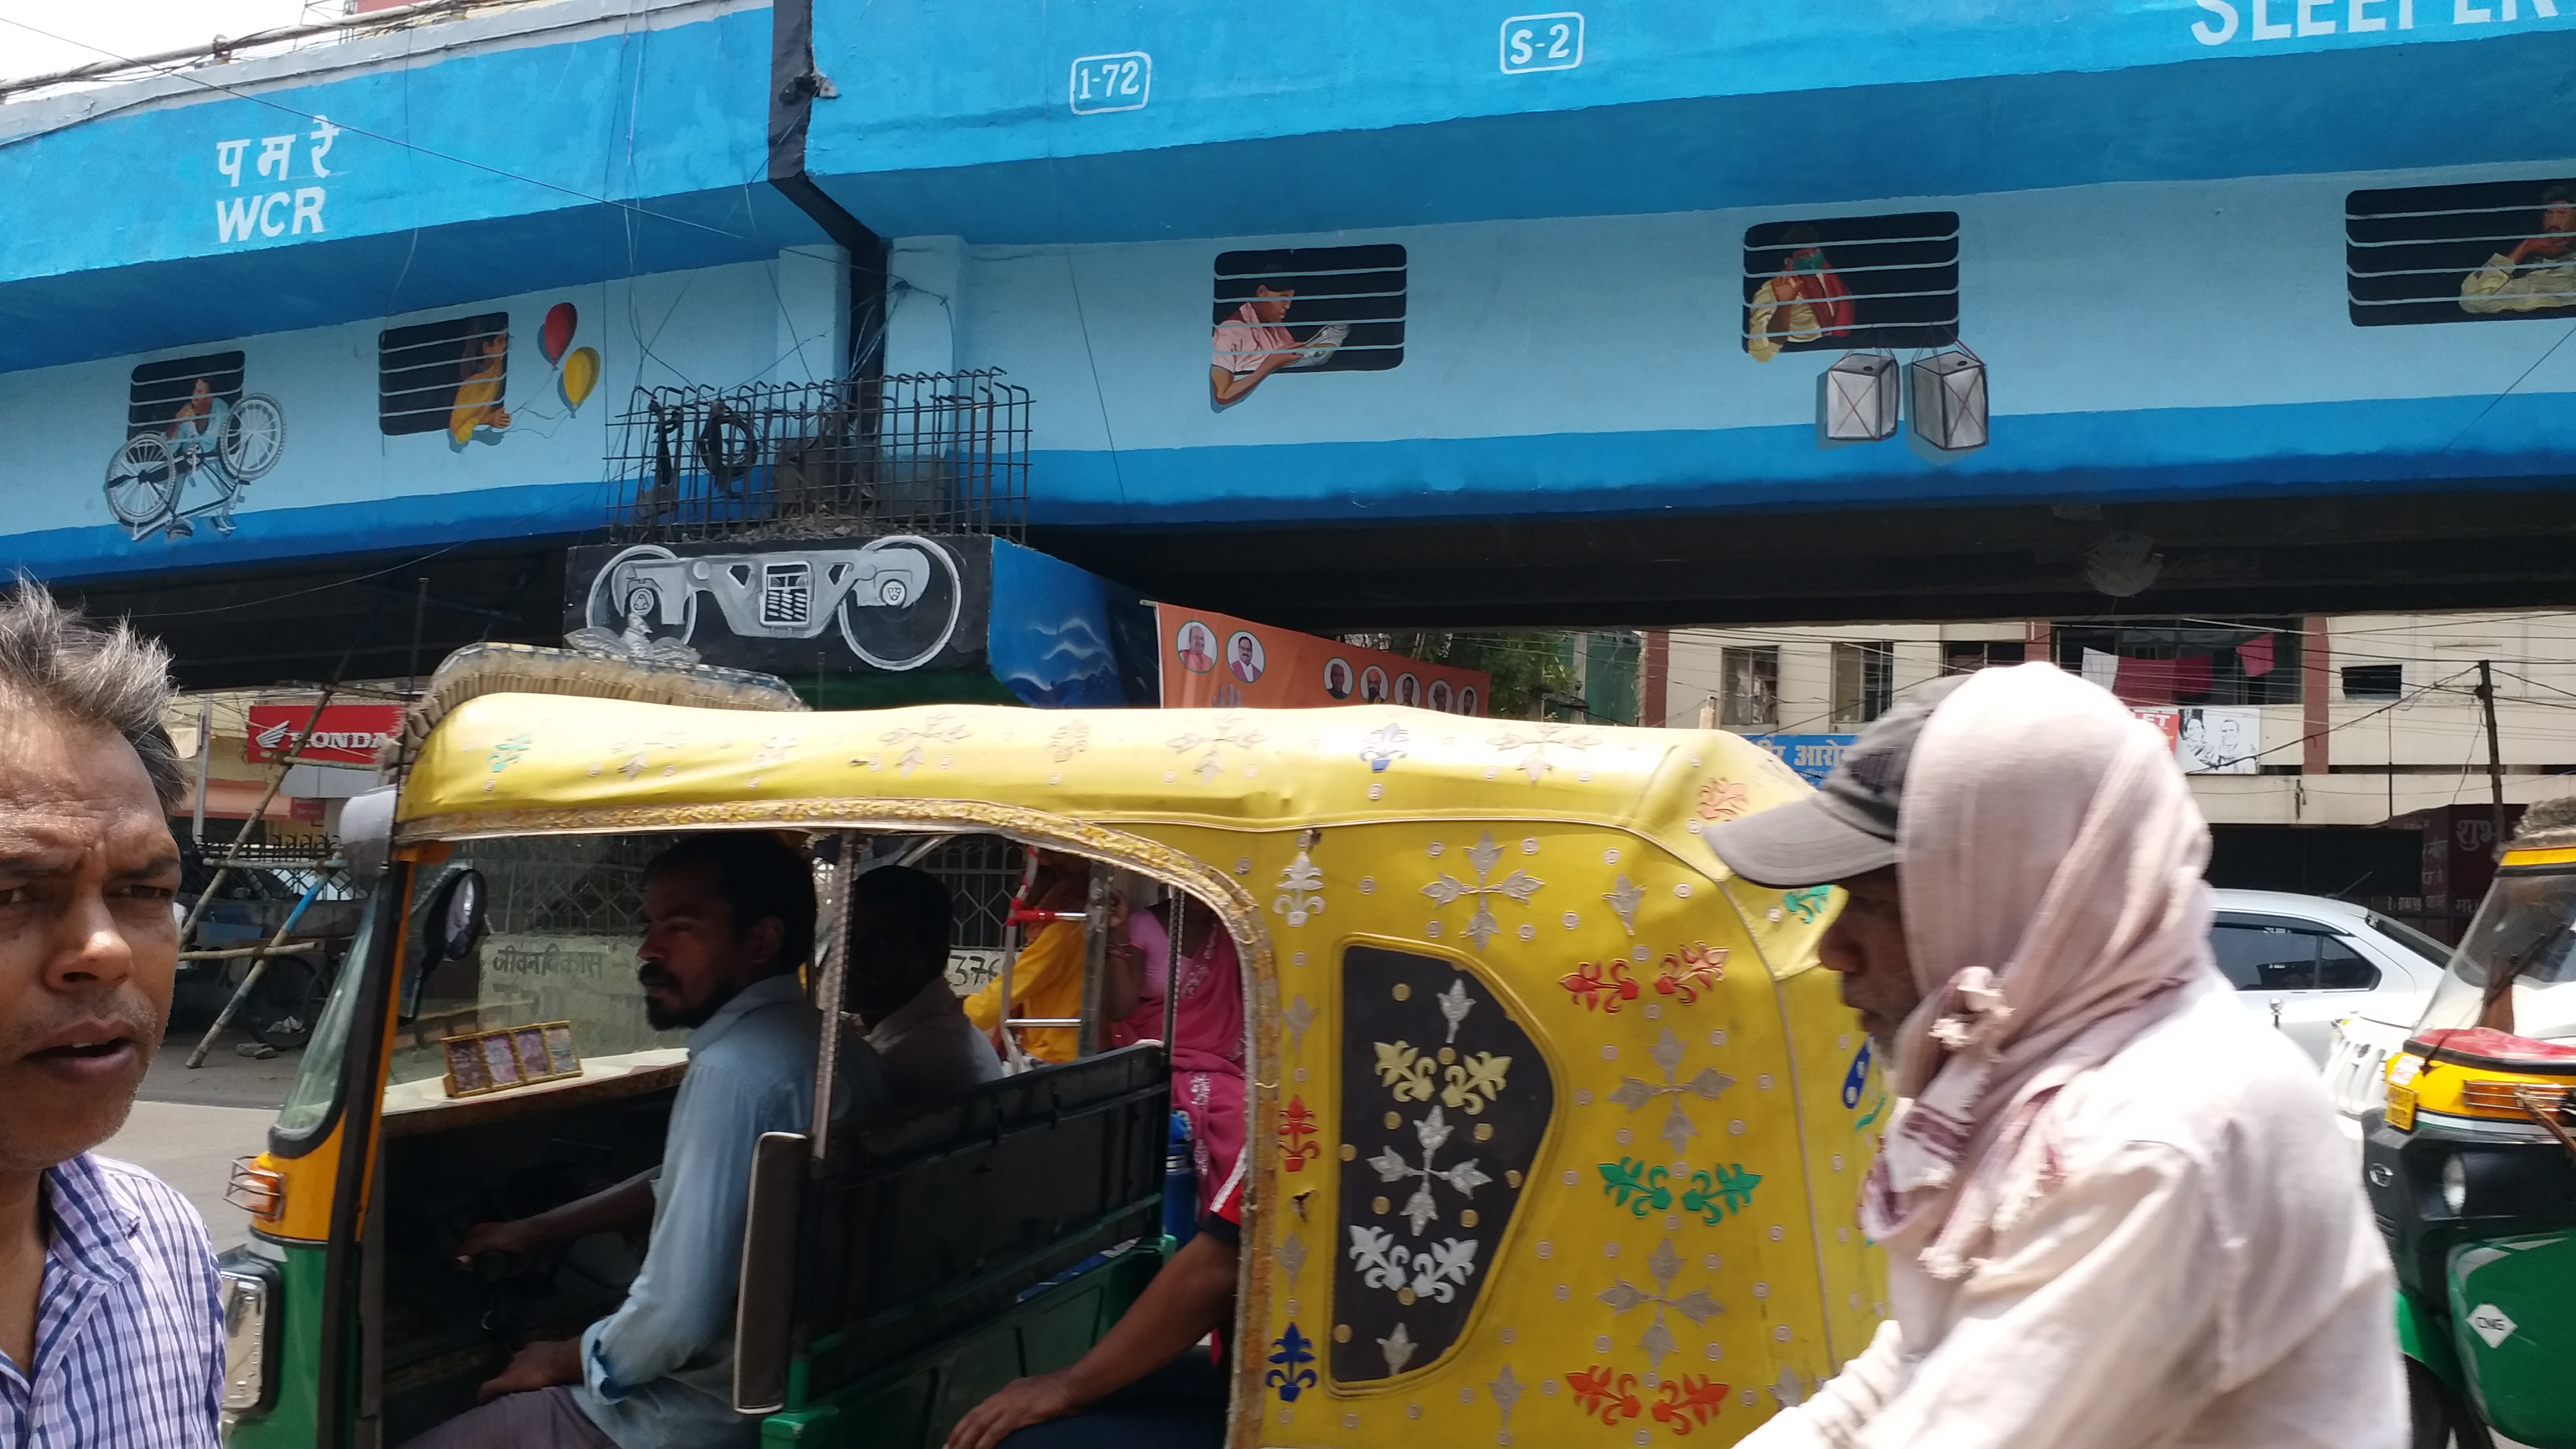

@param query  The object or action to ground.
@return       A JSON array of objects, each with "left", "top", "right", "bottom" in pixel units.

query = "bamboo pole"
[{"left": 185, "top": 879, "right": 322, "bottom": 1067}]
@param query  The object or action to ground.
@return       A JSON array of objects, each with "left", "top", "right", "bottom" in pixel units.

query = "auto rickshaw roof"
[{"left": 395, "top": 693, "right": 1809, "bottom": 877}]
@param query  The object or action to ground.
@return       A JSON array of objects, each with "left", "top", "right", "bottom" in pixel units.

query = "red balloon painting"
[{"left": 541, "top": 302, "right": 577, "bottom": 364}]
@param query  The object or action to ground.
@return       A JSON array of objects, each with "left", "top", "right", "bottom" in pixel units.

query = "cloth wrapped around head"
[{"left": 1865, "top": 664, "right": 2219, "bottom": 1277}]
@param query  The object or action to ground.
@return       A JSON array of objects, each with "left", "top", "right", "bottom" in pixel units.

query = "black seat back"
[{"left": 791, "top": 1045, "right": 1168, "bottom": 1400}]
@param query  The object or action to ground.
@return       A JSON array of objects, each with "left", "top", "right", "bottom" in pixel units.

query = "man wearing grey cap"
[{"left": 1710, "top": 664, "right": 2399, "bottom": 1448}]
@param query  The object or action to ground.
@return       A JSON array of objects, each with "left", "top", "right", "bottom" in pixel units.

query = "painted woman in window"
[
  {"left": 447, "top": 329, "right": 514, "bottom": 444},
  {"left": 2461, "top": 186, "right": 2576, "bottom": 316},
  {"left": 1746, "top": 225, "right": 1854, "bottom": 362}
]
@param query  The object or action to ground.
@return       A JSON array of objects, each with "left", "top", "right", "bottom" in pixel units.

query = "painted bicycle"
[{"left": 102, "top": 386, "right": 287, "bottom": 539}]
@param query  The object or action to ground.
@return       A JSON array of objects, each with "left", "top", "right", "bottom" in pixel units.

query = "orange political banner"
[{"left": 1156, "top": 604, "right": 1490, "bottom": 714}]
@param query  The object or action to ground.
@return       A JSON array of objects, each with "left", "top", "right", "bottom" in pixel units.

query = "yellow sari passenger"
[{"left": 963, "top": 918, "right": 1082, "bottom": 1063}]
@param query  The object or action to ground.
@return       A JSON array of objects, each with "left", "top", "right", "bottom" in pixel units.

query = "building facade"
[{"left": 1664, "top": 614, "right": 2576, "bottom": 934}]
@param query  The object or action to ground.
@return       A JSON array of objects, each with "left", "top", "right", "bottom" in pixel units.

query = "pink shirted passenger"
[
  {"left": 1111, "top": 905, "right": 1247, "bottom": 1215},
  {"left": 1210, "top": 300, "right": 1297, "bottom": 380}
]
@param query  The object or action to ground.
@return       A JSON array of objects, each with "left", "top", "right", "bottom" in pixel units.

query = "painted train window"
[
  {"left": 1740, "top": 212, "right": 1961, "bottom": 362},
  {"left": 1209, "top": 244, "right": 1404, "bottom": 410},
  {"left": 379, "top": 312, "right": 512, "bottom": 439},
  {"left": 2347, "top": 177, "right": 2576, "bottom": 326},
  {"left": 1333, "top": 945, "right": 1551, "bottom": 1384},
  {"left": 129, "top": 352, "right": 245, "bottom": 441}
]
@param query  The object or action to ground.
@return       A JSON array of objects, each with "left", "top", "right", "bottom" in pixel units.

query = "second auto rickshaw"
[{"left": 2369, "top": 799, "right": 2576, "bottom": 1449}]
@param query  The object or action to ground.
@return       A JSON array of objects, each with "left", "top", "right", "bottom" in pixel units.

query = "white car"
[{"left": 2207, "top": 889, "right": 2451, "bottom": 1086}]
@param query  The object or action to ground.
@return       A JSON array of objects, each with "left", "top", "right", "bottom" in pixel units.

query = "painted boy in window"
[
  {"left": 2461, "top": 185, "right": 2576, "bottom": 315},
  {"left": 1209, "top": 287, "right": 1346, "bottom": 408}
]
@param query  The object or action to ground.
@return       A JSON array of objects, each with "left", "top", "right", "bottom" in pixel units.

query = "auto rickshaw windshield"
[
  {"left": 2419, "top": 865, "right": 2576, "bottom": 1040},
  {"left": 389, "top": 834, "right": 692, "bottom": 1092}
]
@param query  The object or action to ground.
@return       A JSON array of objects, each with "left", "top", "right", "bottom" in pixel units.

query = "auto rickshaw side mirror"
[
  {"left": 400, "top": 865, "right": 488, "bottom": 1023},
  {"left": 424, "top": 869, "right": 487, "bottom": 965}
]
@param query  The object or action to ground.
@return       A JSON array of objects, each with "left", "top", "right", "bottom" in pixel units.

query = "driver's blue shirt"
[{"left": 574, "top": 973, "right": 884, "bottom": 1449}]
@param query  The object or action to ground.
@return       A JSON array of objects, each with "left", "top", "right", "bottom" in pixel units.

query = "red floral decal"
[
  {"left": 1278, "top": 1096, "right": 1320, "bottom": 1172},
  {"left": 1695, "top": 779, "right": 1751, "bottom": 821},
  {"left": 1654, "top": 943, "right": 1729, "bottom": 1005},
  {"left": 1559, "top": 959, "right": 1641, "bottom": 1013},
  {"left": 1652, "top": 1375, "right": 1731, "bottom": 1434},
  {"left": 1567, "top": 1366, "right": 1642, "bottom": 1424}
]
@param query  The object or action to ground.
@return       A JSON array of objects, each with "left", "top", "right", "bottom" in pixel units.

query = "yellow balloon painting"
[{"left": 559, "top": 346, "right": 600, "bottom": 413}]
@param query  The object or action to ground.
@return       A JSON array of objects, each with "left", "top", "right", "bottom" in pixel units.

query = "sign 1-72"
[
  {"left": 1501, "top": 12, "right": 1584, "bottom": 73},
  {"left": 1070, "top": 51, "right": 1151, "bottom": 114}
]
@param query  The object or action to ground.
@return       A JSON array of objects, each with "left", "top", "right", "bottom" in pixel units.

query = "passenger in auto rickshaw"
[
  {"left": 945, "top": 892, "right": 1250, "bottom": 1449},
  {"left": 1106, "top": 893, "right": 1244, "bottom": 1218},
  {"left": 407, "top": 832, "right": 885, "bottom": 1449},
  {"left": 846, "top": 865, "right": 1005, "bottom": 1106},
  {"left": 965, "top": 852, "right": 1094, "bottom": 1063}
]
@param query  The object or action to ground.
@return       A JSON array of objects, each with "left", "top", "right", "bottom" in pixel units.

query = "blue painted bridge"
[{"left": 3, "top": 0, "right": 2575, "bottom": 666}]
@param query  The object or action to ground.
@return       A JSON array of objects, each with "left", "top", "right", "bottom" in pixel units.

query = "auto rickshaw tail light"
[
  {"left": 225, "top": 1157, "right": 285, "bottom": 1221},
  {"left": 2461, "top": 1080, "right": 2570, "bottom": 1114}
]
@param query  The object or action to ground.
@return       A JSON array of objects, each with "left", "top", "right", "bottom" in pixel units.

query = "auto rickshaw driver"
[{"left": 407, "top": 832, "right": 887, "bottom": 1449}]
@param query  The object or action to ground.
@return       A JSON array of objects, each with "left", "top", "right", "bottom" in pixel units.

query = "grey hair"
[
  {"left": 2512, "top": 794, "right": 2576, "bottom": 849},
  {"left": 0, "top": 579, "right": 184, "bottom": 808}
]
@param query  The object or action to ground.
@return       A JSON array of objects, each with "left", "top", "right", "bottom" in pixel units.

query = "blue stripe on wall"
[
  {"left": 820, "top": 33, "right": 2576, "bottom": 245},
  {"left": 1021, "top": 392, "right": 2576, "bottom": 522},
  {"left": 0, "top": 480, "right": 613, "bottom": 585},
  {"left": 10, "top": 391, "right": 2574, "bottom": 583}
]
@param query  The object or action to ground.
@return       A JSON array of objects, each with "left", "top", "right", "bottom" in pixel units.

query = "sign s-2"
[{"left": 1501, "top": 12, "right": 1584, "bottom": 72}]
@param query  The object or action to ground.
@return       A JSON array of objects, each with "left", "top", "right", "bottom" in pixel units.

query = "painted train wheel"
[{"left": 836, "top": 536, "right": 962, "bottom": 671}]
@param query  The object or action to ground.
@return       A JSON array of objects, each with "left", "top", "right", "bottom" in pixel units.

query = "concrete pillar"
[
  {"left": 885, "top": 236, "right": 967, "bottom": 377},
  {"left": 1644, "top": 629, "right": 1670, "bottom": 726},
  {"left": 2302, "top": 617, "right": 2329, "bottom": 774}
]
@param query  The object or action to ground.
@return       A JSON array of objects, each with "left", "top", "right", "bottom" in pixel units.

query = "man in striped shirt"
[{"left": 0, "top": 583, "right": 223, "bottom": 1446}]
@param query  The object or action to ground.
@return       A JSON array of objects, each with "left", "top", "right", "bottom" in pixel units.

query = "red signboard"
[
  {"left": 1154, "top": 605, "right": 1490, "bottom": 713},
  {"left": 244, "top": 703, "right": 406, "bottom": 765}
]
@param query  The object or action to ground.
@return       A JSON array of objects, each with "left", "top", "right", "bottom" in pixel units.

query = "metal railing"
[{"left": 608, "top": 371, "right": 1029, "bottom": 543}]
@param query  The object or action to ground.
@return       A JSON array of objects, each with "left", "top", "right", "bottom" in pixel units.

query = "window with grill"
[
  {"left": 129, "top": 352, "right": 244, "bottom": 441},
  {"left": 2343, "top": 664, "right": 2403, "bottom": 700},
  {"left": 2348, "top": 178, "right": 2576, "bottom": 326},
  {"left": 379, "top": 312, "right": 510, "bottom": 435},
  {"left": 1942, "top": 640, "right": 2026, "bottom": 675},
  {"left": 1741, "top": 212, "right": 1959, "bottom": 362},
  {"left": 1831, "top": 641, "right": 1895, "bottom": 726},
  {"left": 1719, "top": 646, "right": 1779, "bottom": 728},
  {"left": 1209, "top": 245, "right": 1405, "bottom": 400}
]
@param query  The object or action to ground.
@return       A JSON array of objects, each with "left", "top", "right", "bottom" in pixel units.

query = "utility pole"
[
  {"left": 2478, "top": 659, "right": 2507, "bottom": 859},
  {"left": 406, "top": 575, "right": 430, "bottom": 693},
  {"left": 190, "top": 696, "right": 212, "bottom": 847}
]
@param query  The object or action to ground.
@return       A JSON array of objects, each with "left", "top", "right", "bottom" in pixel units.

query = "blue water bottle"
[{"left": 1163, "top": 1110, "right": 1198, "bottom": 1249}]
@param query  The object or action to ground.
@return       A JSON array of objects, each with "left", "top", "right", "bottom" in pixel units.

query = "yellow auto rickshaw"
[{"left": 215, "top": 645, "right": 1886, "bottom": 1448}]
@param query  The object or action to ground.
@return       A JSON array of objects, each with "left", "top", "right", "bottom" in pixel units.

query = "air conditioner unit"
[
  {"left": 1909, "top": 348, "right": 1988, "bottom": 453},
  {"left": 1817, "top": 352, "right": 1899, "bottom": 443}
]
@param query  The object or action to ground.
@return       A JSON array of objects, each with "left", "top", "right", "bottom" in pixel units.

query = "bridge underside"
[
  {"left": 53, "top": 485, "right": 2576, "bottom": 693},
  {"left": 1039, "top": 485, "right": 2576, "bottom": 632}
]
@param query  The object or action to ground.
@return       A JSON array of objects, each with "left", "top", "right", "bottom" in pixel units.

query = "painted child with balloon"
[{"left": 444, "top": 300, "right": 603, "bottom": 447}]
